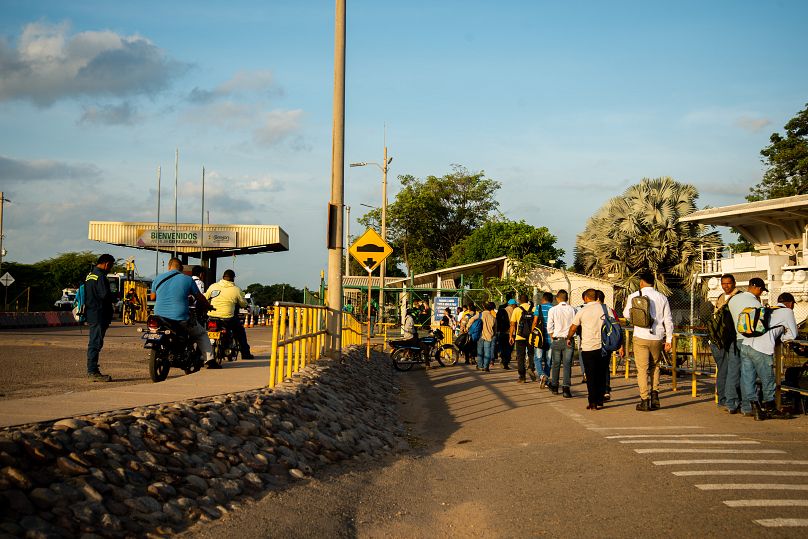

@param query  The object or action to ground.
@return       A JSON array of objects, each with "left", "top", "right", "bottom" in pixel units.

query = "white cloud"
[
  {"left": 735, "top": 115, "right": 771, "bottom": 133},
  {"left": 187, "top": 70, "right": 277, "bottom": 104},
  {"left": 682, "top": 107, "right": 771, "bottom": 133},
  {"left": 0, "top": 154, "right": 102, "bottom": 182},
  {"left": 253, "top": 109, "right": 303, "bottom": 146},
  {"left": 0, "top": 21, "right": 187, "bottom": 106},
  {"left": 79, "top": 101, "right": 137, "bottom": 125}
]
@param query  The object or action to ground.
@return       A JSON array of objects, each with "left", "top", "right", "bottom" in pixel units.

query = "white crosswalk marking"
[
  {"left": 635, "top": 449, "right": 786, "bottom": 454},
  {"left": 674, "top": 470, "right": 808, "bottom": 477},
  {"left": 653, "top": 459, "right": 808, "bottom": 466},
  {"left": 754, "top": 518, "right": 808, "bottom": 527},
  {"left": 725, "top": 500, "right": 808, "bottom": 507},
  {"left": 697, "top": 484, "right": 808, "bottom": 491},
  {"left": 621, "top": 440, "right": 758, "bottom": 444},
  {"left": 589, "top": 426, "right": 705, "bottom": 431}
]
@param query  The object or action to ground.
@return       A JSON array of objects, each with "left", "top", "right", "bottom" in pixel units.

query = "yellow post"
[
  {"left": 691, "top": 334, "right": 698, "bottom": 397},
  {"left": 671, "top": 334, "right": 678, "bottom": 392},
  {"left": 366, "top": 271, "right": 372, "bottom": 359},
  {"left": 612, "top": 350, "right": 617, "bottom": 376},
  {"left": 277, "top": 307, "right": 287, "bottom": 386},
  {"left": 269, "top": 305, "right": 280, "bottom": 388},
  {"left": 624, "top": 329, "right": 630, "bottom": 379},
  {"left": 775, "top": 345, "right": 782, "bottom": 409},
  {"left": 285, "top": 307, "right": 294, "bottom": 380},
  {"left": 300, "top": 308, "right": 307, "bottom": 370}
]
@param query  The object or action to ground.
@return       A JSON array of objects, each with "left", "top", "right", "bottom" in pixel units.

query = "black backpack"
[
  {"left": 516, "top": 306, "right": 534, "bottom": 339},
  {"left": 496, "top": 305, "right": 511, "bottom": 334},
  {"left": 707, "top": 304, "right": 737, "bottom": 353}
]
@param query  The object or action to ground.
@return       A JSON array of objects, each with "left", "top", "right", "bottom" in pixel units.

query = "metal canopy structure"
[{"left": 680, "top": 194, "right": 808, "bottom": 255}]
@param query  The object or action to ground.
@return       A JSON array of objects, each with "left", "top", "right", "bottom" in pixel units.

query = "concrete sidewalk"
[{"left": 0, "top": 359, "right": 273, "bottom": 428}]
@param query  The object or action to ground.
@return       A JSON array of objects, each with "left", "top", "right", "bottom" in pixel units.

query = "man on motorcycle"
[
  {"left": 151, "top": 258, "right": 216, "bottom": 368},
  {"left": 205, "top": 269, "right": 254, "bottom": 359},
  {"left": 124, "top": 288, "right": 141, "bottom": 322}
]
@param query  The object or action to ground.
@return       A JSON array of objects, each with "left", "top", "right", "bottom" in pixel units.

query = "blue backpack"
[
  {"left": 601, "top": 304, "right": 623, "bottom": 352},
  {"left": 469, "top": 317, "right": 483, "bottom": 342},
  {"left": 73, "top": 284, "right": 86, "bottom": 323}
]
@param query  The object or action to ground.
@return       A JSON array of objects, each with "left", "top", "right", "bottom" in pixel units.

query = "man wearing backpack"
[
  {"left": 709, "top": 274, "right": 742, "bottom": 413},
  {"left": 496, "top": 296, "right": 516, "bottom": 369},
  {"left": 85, "top": 254, "right": 116, "bottom": 382},
  {"left": 473, "top": 302, "right": 497, "bottom": 372},
  {"left": 532, "top": 292, "right": 554, "bottom": 388},
  {"left": 510, "top": 293, "right": 537, "bottom": 383},
  {"left": 738, "top": 291, "right": 797, "bottom": 420},
  {"left": 622, "top": 271, "right": 674, "bottom": 411}
]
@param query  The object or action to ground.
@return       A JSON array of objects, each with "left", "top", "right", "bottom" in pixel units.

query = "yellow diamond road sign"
[{"left": 349, "top": 228, "right": 393, "bottom": 273}]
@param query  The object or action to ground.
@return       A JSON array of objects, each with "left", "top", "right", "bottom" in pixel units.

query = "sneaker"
[
  {"left": 484, "top": 367, "right": 490, "bottom": 372},
  {"left": 502, "top": 365, "right": 511, "bottom": 370},
  {"left": 539, "top": 375, "right": 547, "bottom": 389},
  {"left": 241, "top": 353, "right": 255, "bottom": 360},
  {"left": 205, "top": 361, "right": 222, "bottom": 370},
  {"left": 603, "top": 392, "right": 611, "bottom": 402},
  {"left": 88, "top": 372, "right": 112, "bottom": 382},
  {"left": 528, "top": 370, "right": 538, "bottom": 382}
]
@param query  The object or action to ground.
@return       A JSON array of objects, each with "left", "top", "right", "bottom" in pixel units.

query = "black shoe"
[
  {"left": 88, "top": 372, "right": 112, "bottom": 382},
  {"left": 726, "top": 406, "right": 740, "bottom": 415},
  {"left": 562, "top": 386, "right": 572, "bottom": 398},
  {"left": 751, "top": 401, "right": 768, "bottom": 421},
  {"left": 241, "top": 353, "right": 255, "bottom": 360},
  {"left": 485, "top": 367, "right": 490, "bottom": 372},
  {"left": 650, "top": 390, "right": 661, "bottom": 410},
  {"left": 762, "top": 401, "right": 792, "bottom": 419},
  {"left": 550, "top": 384, "right": 559, "bottom": 395},
  {"left": 517, "top": 378, "right": 526, "bottom": 384},
  {"left": 636, "top": 399, "right": 651, "bottom": 412},
  {"left": 502, "top": 365, "right": 511, "bottom": 370},
  {"left": 205, "top": 361, "right": 222, "bottom": 370},
  {"left": 528, "top": 370, "right": 538, "bottom": 382}
]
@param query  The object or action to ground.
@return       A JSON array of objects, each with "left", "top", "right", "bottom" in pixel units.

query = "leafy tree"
[
  {"left": 748, "top": 103, "right": 808, "bottom": 201},
  {"left": 447, "top": 219, "right": 564, "bottom": 267},
  {"left": 245, "top": 283, "right": 303, "bottom": 305},
  {"left": 359, "top": 165, "right": 501, "bottom": 274},
  {"left": 574, "top": 177, "right": 722, "bottom": 297}
]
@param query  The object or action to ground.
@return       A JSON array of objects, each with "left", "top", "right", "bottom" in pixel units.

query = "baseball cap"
[
  {"left": 748, "top": 277, "right": 768, "bottom": 291},
  {"left": 507, "top": 299, "right": 517, "bottom": 305}
]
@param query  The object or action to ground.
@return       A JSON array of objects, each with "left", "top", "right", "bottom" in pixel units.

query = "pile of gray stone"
[{"left": 0, "top": 348, "right": 405, "bottom": 537}]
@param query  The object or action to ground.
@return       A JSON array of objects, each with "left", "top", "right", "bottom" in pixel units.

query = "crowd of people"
[{"left": 417, "top": 269, "right": 796, "bottom": 418}]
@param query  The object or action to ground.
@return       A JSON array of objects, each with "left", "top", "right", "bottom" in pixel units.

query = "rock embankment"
[{"left": 0, "top": 348, "right": 404, "bottom": 537}]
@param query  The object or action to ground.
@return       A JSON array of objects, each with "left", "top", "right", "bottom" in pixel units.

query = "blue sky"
[{"left": 0, "top": 0, "right": 806, "bottom": 290}]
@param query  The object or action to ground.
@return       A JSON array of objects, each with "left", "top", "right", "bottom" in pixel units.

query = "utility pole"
[
  {"left": 0, "top": 192, "right": 7, "bottom": 277},
  {"left": 345, "top": 205, "right": 351, "bottom": 277},
  {"left": 379, "top": 144, "right": 388, "bottom": 326},
  {"left": 326, "top": 0, "right": 346, "bottom": 356}
]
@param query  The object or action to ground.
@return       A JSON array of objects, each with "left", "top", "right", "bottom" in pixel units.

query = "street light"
[
  {"left": 0, "top": 192, "right": 10, "bottom": 278},
  {"left": 350, "top": 149, "right": 392, "bottom": 325}
]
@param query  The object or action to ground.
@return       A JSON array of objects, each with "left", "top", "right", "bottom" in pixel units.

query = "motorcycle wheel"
[
  {"left": 148, "top": 348, "right": 170, "bottom": 382},
  {"left": 437, "top": 344, "right": 460, "bottom": 366},
  {"left": 228, "top": 339, "right": 239, "bottom": 362},
  {"left": 391, "top": 348, "right": 417, "bottom": 371}
]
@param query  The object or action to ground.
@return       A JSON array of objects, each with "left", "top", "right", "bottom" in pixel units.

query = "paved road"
[{"left": 188, "top": 362, "right": 808, "bottom": 538}]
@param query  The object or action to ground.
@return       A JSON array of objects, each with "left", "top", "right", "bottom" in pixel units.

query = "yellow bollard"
[
  {"left": 277, "top": 307, "right": 287, "bottom": 386},
  {"left": 671, "top": 334, "right": 678, "bottom": 392},
  {"left": 691, "top": 334, "right": 699, "bottom": 397},
  {"left": 624, "top": 329, "right": 631, "bottom": 379},
  {"left": 269, "top": 305, "right": 280, "bottom": 388}
]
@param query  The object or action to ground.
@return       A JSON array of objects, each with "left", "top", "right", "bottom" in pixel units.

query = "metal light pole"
[
  {"left": 326, "top": 0, "right": 346, "bottom": 356},
  {"left": 350, "top": 147, "right": 392, "bottom": 326},
  {"left": 0, "top": 192, "right": 9, "bottom": 278}
]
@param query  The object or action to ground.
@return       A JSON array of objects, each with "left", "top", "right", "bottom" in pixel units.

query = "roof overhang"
[
  {"left": 679, "top": 195, "right": 808, "bottom": 254},
  {"left": 88, "top": 221, "right": 289, "bottom": 257}
]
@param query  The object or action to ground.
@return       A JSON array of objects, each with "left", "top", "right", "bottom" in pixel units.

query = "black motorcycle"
[
  {"left": 206, "top": 317, "right": 240, "bottom": 363},
  {"left": 141, "top": 315, "right": 206, "bottom": 382},
  {"left": 389, "top": 328, "right": 460, "bottom": 371}
]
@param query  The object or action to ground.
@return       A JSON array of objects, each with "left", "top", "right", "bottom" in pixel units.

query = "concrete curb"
[{"left": 0, "top": 311, "right": 79, "bottom": 329}]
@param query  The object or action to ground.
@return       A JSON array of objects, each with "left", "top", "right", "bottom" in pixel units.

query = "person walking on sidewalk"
[
  {"left": 622, "top": 271, "right": 674, "bottom": 411},
  {"left": 710, "top": 274, "right": 742, "bottom": 413},
  {"left": 532, "top": 292, "right": 553, "bottom": 388},
  {"left": 510, "top": 293, "right": 537, "bottom": 383},
  {"left": 497, "top": 297, "right": 516, "bottom": 369},
  {"left": 547, "top": 290, "right": 576, "bottom": 398},
  {"left": 476, "top": 302, "right": 498, "bottom": 372},
  {"left": 85, "top": 254, "right": 116, "bottom": 382}
]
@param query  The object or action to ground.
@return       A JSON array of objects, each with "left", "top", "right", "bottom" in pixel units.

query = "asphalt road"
[
  {"left": 0, "top": 323, "right": 275, "bottom": 400},
  {"left": 186, "top": 362, "right": 808, "bottom": 538}
]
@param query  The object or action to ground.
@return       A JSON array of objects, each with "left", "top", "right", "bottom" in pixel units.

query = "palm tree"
[{"left": 575, "top": 177, "right": 722, "bottom": 299}]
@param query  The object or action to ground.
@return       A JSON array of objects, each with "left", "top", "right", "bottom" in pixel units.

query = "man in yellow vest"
[{"left": 205, "top": 269, "right": 254, "bottom": 359}]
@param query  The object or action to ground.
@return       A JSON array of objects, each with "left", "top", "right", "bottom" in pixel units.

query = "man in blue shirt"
[
  {"left": 85, "top": 253, "right": 116, "bottom": 382},
  {"left": 152, "top": 258, "right": 216, "bottom": 368}
]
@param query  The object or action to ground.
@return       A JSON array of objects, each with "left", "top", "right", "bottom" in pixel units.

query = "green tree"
[
  {"left": 447, "top": 219, "right": 564, "bottom": 267},
  {"left": 359, "top": 165, "right": 501, "bottom": 274},
  {"left": 245, "top": 283, "right": 303, "bottom": 305},
  {"left": 574, "top": 177, "right": 722, "bottom": 296},
  {"left": 748, "top": 102, "right": 808, "bottom": 201}
]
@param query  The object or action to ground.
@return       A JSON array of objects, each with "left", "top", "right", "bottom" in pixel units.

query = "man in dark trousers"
[{"left": 85, "top": 253, "right": 116, "bottom": 382}]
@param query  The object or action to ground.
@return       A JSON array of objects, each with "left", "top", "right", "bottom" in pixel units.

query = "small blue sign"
[{"left": 433, "top": 296, "right": 460, "bottom": 322}]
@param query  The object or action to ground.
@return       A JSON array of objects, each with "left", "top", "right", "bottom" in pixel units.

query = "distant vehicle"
[
  {"left": 357, "top": 243, "right": 385, "bottom": 252},
  {"left": 239, "top": 293, "right": 259, "bottom": 318},
  {"left": 54, "top": 289, "right": 77, "bottom": 311}
]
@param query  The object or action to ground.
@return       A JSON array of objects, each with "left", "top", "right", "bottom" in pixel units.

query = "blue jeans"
[
  {"left": 550, "top": 338, "right": 573, "bottom": 388},
  {"left": 739, "top": 343, "right": 775, "bottom": 413},
  {"left": 86, "top": 322, "right": 110, "bottom": 374},
  {"left": 724, "top": 342, "right": 742, "bottom": 411},
  {"left": 477, "top": 337, "right": 495, "bottom": 369},
  {"left": 534, "top": 347, "right": 551, "bottom": 378}
]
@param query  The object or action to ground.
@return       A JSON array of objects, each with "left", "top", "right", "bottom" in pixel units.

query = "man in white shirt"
[
  {"left": 546, "top": 290, "right": 576, "bottom": 398},
  {"left": 622, "top": 271, "right": 674, "bottom": 412},
  {"left": 727, "top": 277, "right": 765, "bottom": 416},
  {"left": 735, "top": 280, "right": 793, "bottom": 420}
]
